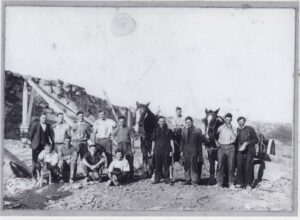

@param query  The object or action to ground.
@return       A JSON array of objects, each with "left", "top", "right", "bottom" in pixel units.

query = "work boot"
[
  {"left": 182, "top": 180, "right": 192, "bottom": 185},
  {"left": 208, "top": 174, "right": 215, "bottom": 185}
]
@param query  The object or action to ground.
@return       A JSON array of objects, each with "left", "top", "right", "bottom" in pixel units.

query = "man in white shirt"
[
  {"left": 36, "top": 144, "right": 59, "bottom": 182},
  {"left": 171, "top": 107, "right": 185, "bottom": 162},
  {"left": 106, "top": 149, "right": 130, "bottom": 187},
  {"left": 215, "top": 113, "right": 236, "bottom": 189},
  {"left": 93, "top": 110, "right": 116, "bottom": 166}
]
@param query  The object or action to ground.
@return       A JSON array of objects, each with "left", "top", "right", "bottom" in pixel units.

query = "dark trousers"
[
  {"left": 96, "top": 138, "right": 112, "bottom": 166},
  {"left": 207, "top": 148, "right": 218, "bottom": 176},
  {"left": 237, "top": 146, "right": 255, "bottom": 186},
  {"left": 58, "top": 160, "right": 77, "bottom": 180},
  {"left": 75, "top": 141, "right": 88, "bottom": 159},
  {"left": 110, "top": 169, "right": 128, "bottom": 183},
  {"left": 183, "top": 150, "right": 200, "bottom": 184},
  {"left": 217, "top": 145, "right": 235, "bottom": 187},
  {"left": 36, "top": 161, "right": 59, "bottom": 181},
  {"left": 32, "top": 146, "right": 44, "bottom": 179},
  {"left": 82, "top": 164, "right": 104, "bottom": 179},
  {"left": 173, "top": 132, "right": 182, "bottom": 162},
  {"left": 154, "top": 153, "right": 170, "bottom": 182}
]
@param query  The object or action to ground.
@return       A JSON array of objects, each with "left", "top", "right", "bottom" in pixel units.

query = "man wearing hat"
[
  {"left": 215, "top": 113, "right": 236, "bottom": 189},
  {"left": 236, "top": 116, "right": 258, "bottom": 189},
  {"left": 171, "top": 107, "right": 185, "bottom": 162}
]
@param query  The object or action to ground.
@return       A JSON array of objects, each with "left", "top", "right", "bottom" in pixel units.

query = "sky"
[{"left": 5, "top": 7, "right": 295, "bottom": 123}]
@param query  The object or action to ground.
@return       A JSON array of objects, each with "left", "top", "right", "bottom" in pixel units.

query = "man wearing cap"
[
  {"left": 111, "top": 116, "right": 135, "bottom": 179},
  {"left": 236, "top": 116, "right": 258, "bottom": 189},
  {"left": 171, "top": 107, "right": 185, "bottom": 162},
  {"left": 215, "top": 113, "right": 236, "bottom": 189},
  {"left": 92, "top": 110, "right": 116, "bottom": 166},
  {"left": 180, "top": 116, "right": 203, "bottom": 185},
  {"left": 52, "top": 113, "right": 71, "bottom": 153}
]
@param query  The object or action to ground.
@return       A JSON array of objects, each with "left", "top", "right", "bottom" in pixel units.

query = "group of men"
[
  {"left": 28, "top": 106, "right": 258, "bottom": 189},
  {"left": 171, "top": 107, "right": 258, "bottom": 189},
  {"left": 29, "top": 110, "right": 132, "bottom": 186}
]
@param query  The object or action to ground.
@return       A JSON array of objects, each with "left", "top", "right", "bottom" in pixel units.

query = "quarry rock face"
[{"left": 4, "top": 71, "right": 128, "bottom": 139}]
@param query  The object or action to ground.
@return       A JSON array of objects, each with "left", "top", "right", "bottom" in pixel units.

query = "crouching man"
[
  {"left": 36, "top": 144, "right": 59, "bottom": 183},
  {"left": 57, "top": 135, "right": 78, "bottom": 183},
  {"left": 81, "top": 143, "right": 106, "bottom": 183},
  {"left": 106, "top": 149, "right": 130, "bottom": 187}
]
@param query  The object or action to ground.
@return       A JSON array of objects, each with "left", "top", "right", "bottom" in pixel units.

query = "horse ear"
[
  {"left": 136, "top": 101, "right": 139, "bottom": 106},
  {"left": 146, "top": 102, "right": 150, "bottom": 107},
  {"left": 214, "top": 108, "right": 220, "bottom": 115},
  {"left": 205, "top": 108, "right": 208, "bottom": 114}
]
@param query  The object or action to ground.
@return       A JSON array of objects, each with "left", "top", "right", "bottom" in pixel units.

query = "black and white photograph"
[{"left": 1, "top": 1, "right": 299, "bottom": 215}]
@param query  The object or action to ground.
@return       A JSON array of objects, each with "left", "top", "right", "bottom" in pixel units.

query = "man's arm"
[
  {"left": 111, "top": 128, "right": 118, "bottom": 146},
  {"left": 81, "top": 158, "right": 92, "bottom": 169},
  {"left": 151, "top": 141, "right": 155, "bottom": 156},
  {"left": 248, "top": 127, "right": 259, "bottom": 146},
  {"left": 93, "top": 157, "right": 106, "bottom": 169}
]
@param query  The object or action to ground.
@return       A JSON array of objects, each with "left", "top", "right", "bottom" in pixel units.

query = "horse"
[
  {"left": 202, "top": 108, "right": 224, "bottom": 185},
  {"left": 134, "top": 101, "right": 158, "bottom": 177}
]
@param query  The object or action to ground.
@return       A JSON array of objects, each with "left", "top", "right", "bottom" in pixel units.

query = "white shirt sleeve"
[
  {"left": 38, "top": 150, "right": 45, "bottom": 161},
  {"left": 108, "top": 161, "right": 115, "bottom": 173}
]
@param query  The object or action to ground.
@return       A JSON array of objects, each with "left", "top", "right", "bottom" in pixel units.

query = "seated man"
[
  {"left": 81, "top": 143, "right": 106, "bottom": 183},
  {"left": 57, "top": 135, "right": 78, "bottom": 183},
  {"left": 36, "top": 144, "right": 59, "bottom": 182},
  {"left": 106, "top": 149, "right": 130, "bottom": 187}
]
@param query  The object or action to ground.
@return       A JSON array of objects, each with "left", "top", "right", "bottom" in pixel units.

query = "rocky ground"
[{"left": 2, "top": 138, "right": 294, "bottom": 212}]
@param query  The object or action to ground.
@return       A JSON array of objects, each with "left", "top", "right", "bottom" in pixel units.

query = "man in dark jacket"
[
  {"left": 28, "top": 112, "right": 54, "bottom": 180},
  {"left": 151, "top": 116, "right": 175, "bottom": 184},
  {"left": 236, "top": 116, "right": 259, "bottom": 189},
  {"left": 180, "top": 116, "right": 203, "bottom": 185}
]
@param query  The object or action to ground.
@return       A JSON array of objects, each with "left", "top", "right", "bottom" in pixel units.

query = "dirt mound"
[{"left": 4, "top": 70, "right": 128, "bottom": 139}]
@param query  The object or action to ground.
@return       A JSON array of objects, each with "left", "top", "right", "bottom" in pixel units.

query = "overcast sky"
[{"left": 5, "top": 7, "right": 295, "bottom": 123}]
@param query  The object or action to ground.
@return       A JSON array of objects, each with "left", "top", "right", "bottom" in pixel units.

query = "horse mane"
[{"left": 143, "top": 108, "right": 158, "bottom": 133}]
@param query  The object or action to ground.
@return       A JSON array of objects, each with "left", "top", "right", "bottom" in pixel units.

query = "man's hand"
[
  {"left": 180, "top": 152, "right": 184, "bottom": 158},
  {"left": 169, "top": 151, "right": 174, "bottom": 157}
]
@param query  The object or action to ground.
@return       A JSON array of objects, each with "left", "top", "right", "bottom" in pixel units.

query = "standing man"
[
  {"left": 151, "top": 116, "right": 175, "bottom": 185},
  {"left": 111, "top": 116, "right": 135, "bottom": 179},
  {"left": 57, "top": 135, "right": 78, "bottom": 183},
  {"left": 71, "top": 111, "right": 91, "bottom": 161},
  {"left": 52, "top": 113, "right": 71, "bottom": 152},
  {"left": 171, "top": 107, "right": 185, "bottom": 162},
  {"left": 180, "top": 116, "right": 203, "bottom": 185},
  {"left": 93, "top": 110, "right": 116, "bottom": 166},
  {"left": 215, "top": 113, "right": 236, "bottom": 189},
  {"left": 28, "top": 112, "right": 54, "bottom": 182},
  {"left": 236, "top": 116, "right": 259, "bottom": 189}
]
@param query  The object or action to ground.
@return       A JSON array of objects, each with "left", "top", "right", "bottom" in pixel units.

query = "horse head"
[
  {"left": 203, "top": 108, "right": 223, "bottom": 141},
  {"left": 134, "top": 101, "right": 150, "bottom": 133}
]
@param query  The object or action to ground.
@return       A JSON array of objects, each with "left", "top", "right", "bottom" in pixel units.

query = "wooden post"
[{"left": 20, "top": 80, "right": 29, "bottom": 136}]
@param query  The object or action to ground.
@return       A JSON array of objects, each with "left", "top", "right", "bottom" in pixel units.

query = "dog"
[{"left": 36, "top": 163, "right": 52, "bottom": 187}]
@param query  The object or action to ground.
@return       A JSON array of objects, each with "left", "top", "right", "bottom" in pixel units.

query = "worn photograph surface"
[{"left": 2, "top": 4, "right": 297, "bottom": 213}]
